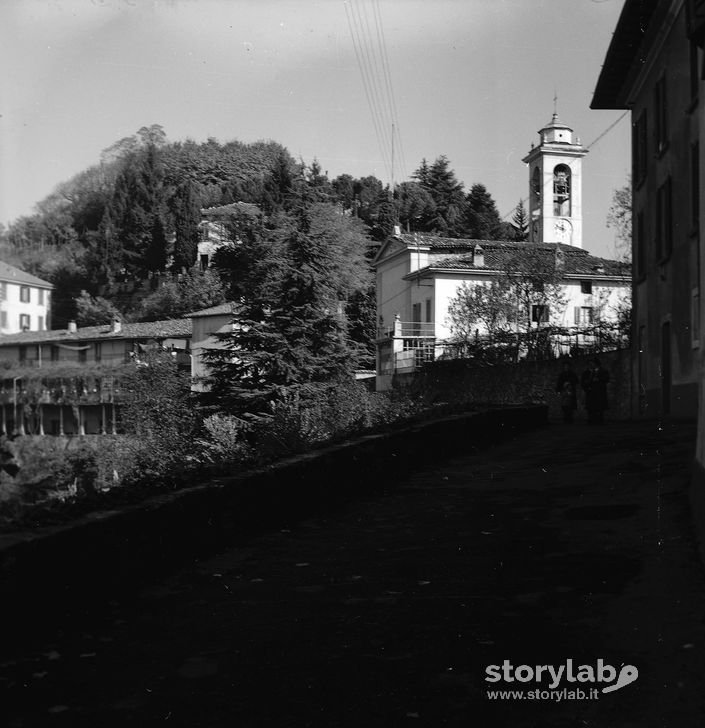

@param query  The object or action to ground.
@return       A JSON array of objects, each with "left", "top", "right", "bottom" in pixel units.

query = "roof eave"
[{"left": 591, "top": 0, "right": 661, "bottom": 110}]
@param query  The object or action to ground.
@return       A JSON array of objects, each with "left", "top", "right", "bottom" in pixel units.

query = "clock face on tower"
[{"left": 553, "top": 218, "right": 572, "bottom": 244}]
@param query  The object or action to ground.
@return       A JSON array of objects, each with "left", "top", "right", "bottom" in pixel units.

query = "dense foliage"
[{"left": 0, "top": 126, "right": 512, "bottom": 329}]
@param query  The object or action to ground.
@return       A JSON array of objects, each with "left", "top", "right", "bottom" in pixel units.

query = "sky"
[{"left": 0, "top": 0, "right": 630, "bottom": 258}]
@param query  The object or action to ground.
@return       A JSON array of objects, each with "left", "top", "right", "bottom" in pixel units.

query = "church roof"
[
  {"left": 541, "top": 112, "right": 572, "bottom": 132},
  {"left": 405, "top": 240, "right": 630, "bottom": 280}
]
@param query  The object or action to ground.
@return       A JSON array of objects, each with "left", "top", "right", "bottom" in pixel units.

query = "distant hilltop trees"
[{"left": 0, "top": 124, "right": 516, "bottom": 329}]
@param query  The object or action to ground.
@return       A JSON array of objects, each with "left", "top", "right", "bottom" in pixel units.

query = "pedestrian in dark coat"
[
  {"left": 556, "top": 359, "right": 578, "bottom": 423},
  {"left": 581, "top": 357, "right": 610, "bottom": 424}
]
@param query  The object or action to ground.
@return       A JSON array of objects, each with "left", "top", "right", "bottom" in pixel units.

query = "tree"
[
  {"left": 133, "top": 269, "right": 227, "bottom": 322},
  {"left": 118, "top": 350, "right": 198, "bottom": 479},
  {"left": 75, "top": 290, "right": 123, "bottom": 326},
  {"left": 305, "top": 159, "right": 333, "bottom": 202},
  {"left": 465, "top": 183, "right": 503, "bottom": 239},
  {"left": 447, "top": 279, "right": 514, "bottom": 356},
  {"left": 171, "top": 181, "right": 202, "bottom": 271},
  {"left": 204, "top": 202, "right": 366, "bottom": 413},
  {"left": 109, "top": 143, "right": 169, "bottom": 276},
  {"left": 415, "top": 156, "right": 467, "bottom": 237},
  {"left": 446, "top": 246, "right": 568, "bottom": 362},
  {"left": 607, "top": 178, "right": 632, "bottom": 262},
  {"left": 396, "top": 181, "right": 436, "bottom": 232},
  {"left": 503, "top": 246, "right": 568, "bottom": 359},
  {"left": 331, "top": 174, "right": 356, "bottom": 211},
  {"left": 511, "top": 200, "right": 529, "bottom": 241}
]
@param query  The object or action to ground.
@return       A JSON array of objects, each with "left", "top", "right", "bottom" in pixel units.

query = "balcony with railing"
[
  {"left": 376, "top": 320, "right": 435, "bottom": 340},
  {"left": 376, "top": 318, "right": 437, "bottom": 377}
]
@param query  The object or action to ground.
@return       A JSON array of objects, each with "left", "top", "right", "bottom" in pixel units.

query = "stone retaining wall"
[
  {"left": 407, "top": 348, "right": 632, "bottom": 422},
  {"left": 0, "top": 405, "right": 546, "bottom": 638}
]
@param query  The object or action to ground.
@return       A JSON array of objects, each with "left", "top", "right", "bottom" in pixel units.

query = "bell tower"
[{"left": 522, "top": 112, "right": 588, "bottom": 248}]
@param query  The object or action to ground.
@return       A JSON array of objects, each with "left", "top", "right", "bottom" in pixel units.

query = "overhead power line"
[{"left": 343, "top": 0, "right": 407, "bottom": 188}]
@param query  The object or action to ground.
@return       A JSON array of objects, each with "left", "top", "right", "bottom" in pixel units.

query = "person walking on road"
[
  {"left": 556, "top": 358, "right": 578, "bottom": 423},
  {"left": 581, "top": 356, "right": 610, "bottom": 424}
]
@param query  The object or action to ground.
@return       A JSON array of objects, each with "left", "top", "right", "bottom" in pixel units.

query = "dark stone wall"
[
  {"left": 407, "top": 349, "right": 633, "bottom": 422},
  {"left": 0, "top": 405, "right": 547, "bottom": 640}
]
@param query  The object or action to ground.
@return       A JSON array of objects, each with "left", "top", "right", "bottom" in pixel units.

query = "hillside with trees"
[{"left": 0, "top": 126, "right": 513, "bottom": 347}]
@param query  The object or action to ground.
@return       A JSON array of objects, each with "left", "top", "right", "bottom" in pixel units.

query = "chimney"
[
  {"left": 68, "top": 320, "right": 77, "bottom": 333},
  {"left": 555, "top": 247, "right": 565, "bottom": 271},
  {"left": 473, "top": 245, "right": 485, "bottom": 267},
  {"left": 112, "top": 319, "right": 122, "bottom": 334},
  {"left": 393, "top": 224, "right": 401, "bottom": 238}
]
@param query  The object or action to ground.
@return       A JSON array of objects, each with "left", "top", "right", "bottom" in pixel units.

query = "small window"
[
  {"left": 531, "top": 304, "right": 549, "bottom": 323},
  {"left": 692, "top": 142, "right": 700, "bottom": 231},
  {"left": 19, "top": 313, "right": 30, "bottom": 330},
  {"left": 79, "top": 347, "right": 87, "bottom": 363},
  {"left": 632, "top": 110, "right": 648, "bottom": 186},
  {"left": 0, "top": 283, "right": 6, "bottom": 301},
  {"left": 200, "top": 254, "right": 210, "bottom": 271},
  {"left": 37, "top": 316, "right": 44, "bottom": 331},
  {"left": 425, "top": 298, "right": 432, "bottom": 323},
  {"left": 51, "top": 345, "right": 59, "bottom": 362},
  {"left": 635, "top": 210, "right": 646, "bottom": 279},
  {"left": 0, "top": 311, "right": 6, "bottom": 329},
  {"left": 580, "top": 281, "right": 593, "bottom": 295},
  {"left": 38, "top": 289, "right": 45, "bottom": 306},
  {"left": 574, "top": 306, "right": 594, "bottom": 325},
  {"left": 654, "top": 75, "right": 668, "bottom": 154},
  {"left": 95, "top": 342, "right": 102, "bottom": 363},
  {"left": 692, "top": 288, "right": 700, "bottom": 348},
  {"left": 19, "top": 346, "right": 26, "bottom": 363},
  {"left": 656, "top": 177, "right": 673, "bottom": 261},
  {"left": 19, "top": 286, "right": 30, "bottom": 303},
  {"left": 690, "top": 40, "right": 700, "bottom": 105}
]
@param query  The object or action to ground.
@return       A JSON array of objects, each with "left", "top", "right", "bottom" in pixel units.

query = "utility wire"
[
  {"left": 373, "top": 0, "right": 408, "bottom": 181},
  {"left": 344, "top": 1, "right": 391, "bottom": 179},
  {"left": 350, "top": 0, "right": 393, "bottom": 178},
  {"left": 344, "top": 0, "right": 407, "bottom": 188}
]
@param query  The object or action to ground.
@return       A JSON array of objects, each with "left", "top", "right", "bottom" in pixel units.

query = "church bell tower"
[{"left": 522, "top": 112, "right": 588, "bottom": 248}]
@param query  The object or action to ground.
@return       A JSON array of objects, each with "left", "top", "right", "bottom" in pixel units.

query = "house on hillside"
[
  {"left": 592, "top": 0, "right": 701, "bottom": 420},
  {"left": 374, "top": 111, "right": 630, "bottom": 389},
  {"left": 373, "top": 233, "right": 630, "bottom": 389},
  {"left": 198, "top": 202, "right": 261, "bottom": 269},
  {"left": 0, "top": 318, "right": 191, "bottom": 435},
  {"left": 0, "top": 262, "right": 53, "bottom": 334},
  {"left": 187, "top": 302, "right": 237, "bottom": 391}
]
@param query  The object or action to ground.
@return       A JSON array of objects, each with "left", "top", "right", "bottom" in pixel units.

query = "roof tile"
[{"left": 0, "top": 318, "right": 192, "bottom": 346}]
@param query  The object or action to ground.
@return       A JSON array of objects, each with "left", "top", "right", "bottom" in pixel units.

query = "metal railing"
[{"left": 377, "top": 321, "right": 435, "bottom": 339}]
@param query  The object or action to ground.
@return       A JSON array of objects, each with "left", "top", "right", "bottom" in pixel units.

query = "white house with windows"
[
  {"left": 0, "top": 262, "right": 53, "bottom": 334},
  {"left": 198, "top": 202, "right": 260, "bottom": 269},
  {"left": 373, "top": 112, "right": 631, "bottom": 389},
  {"left": 373, "top": 234, "right": 630, "bottom": 388}
]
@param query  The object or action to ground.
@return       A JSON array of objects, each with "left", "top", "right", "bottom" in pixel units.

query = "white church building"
[{"left": 373, "top": 113, "right": 631, "bottom": 390}]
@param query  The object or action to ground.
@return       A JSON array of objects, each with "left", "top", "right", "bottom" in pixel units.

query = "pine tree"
[
  {"left": 109, "top": 144, "right": 169, "bottom": 276},
  {"left": 414, "top": 156, "right": 466, "bottom": 237},
  {"left": 172, "top": 181, "right": 201, "bottom": 271},
  {"left": 511, "top": 199, "right": 529, "bottom": 241},
  {"left": 465, "top": 183, "right": 503, "bottom": 239},
  {"left": 204, "top": 199, "right": 359, "bottom": 414}
]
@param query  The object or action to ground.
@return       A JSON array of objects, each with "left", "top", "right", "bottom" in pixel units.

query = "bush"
[{"left": 198, "top": 414, "right": 253, "bottom": 464}]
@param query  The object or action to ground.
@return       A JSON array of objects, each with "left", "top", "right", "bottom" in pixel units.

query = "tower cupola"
[
  {"left": 522, "top": 110, "right": 588, "bottom": 248},
  {"left": 539, "top": 113, "right": 574, "bottom": 144}
]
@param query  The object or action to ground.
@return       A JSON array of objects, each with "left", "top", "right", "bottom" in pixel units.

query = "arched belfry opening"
[
  {"left": 522, "top": 112, "right": 587, "bottom": 247},
  {"left": 553, "top": 164, "right": 571, "bottom": 217}
]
